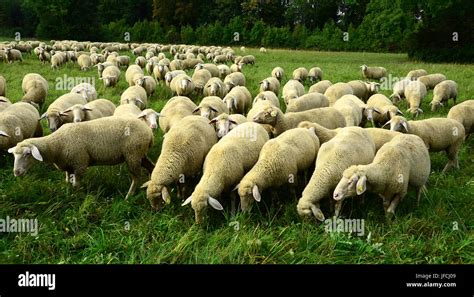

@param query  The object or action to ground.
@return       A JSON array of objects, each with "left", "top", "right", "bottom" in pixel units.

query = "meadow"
[{"left": 0, "top": 46, "right": 473, "bottom": 264}]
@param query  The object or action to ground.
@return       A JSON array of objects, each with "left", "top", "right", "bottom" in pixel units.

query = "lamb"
[
  {"left": 142, "top": 116, "right": 218, "bottom": 210},
  {"left": 8, "top": 117, "right": 154, "bottom": 199},
  {"left": 135, "top": 76, "right": 157, "bottom": 97},
  {"left": 203, "top": 77, "right": 227, "bottom": 98},
  {"left": 360, "top": 65, "right": 387, "bottom": 80},
  {"left": 230, "top": 63, "right": 243, "bottom": 73},
  {"left": 70, "top": 83, "right": 97, "bottom": 102},
  {"left": 223, "top": 86, "right": 252, "bottom": 114},
  {"left": 309, "top": 80, "right": 332, "bottom": 94},
  {"left": 135, "top": 56, "right": 147, "bottom": 68},
  {"left": 77, "top": 54, "right": 92, "bottom": 71},
  {"left": 165, "top": 70, "right": 186, "bottom": 87},
  {"left": 153, "top": 64, "right": 169, "bottom": 83},
  {"left": 60, "top": 99, "right": 116, "bottom": 123},
  {"left": 347, "top": 80, "right": 379, "bottom": 102},
  {"left": 210, "top": 113, "right": 247, "bottom": 138},
  {"left": 41, "top": 93, "right": 88, "bottom": 132},
  {"left": 333, "top": 134, "right": 430, "bottom": 218},
  {"left": 240, "top": 55, "right": 255, "bottom": 65},
  {"left": 282, "top": 80, "right": 305, "bottom": 105},
  {"left": 387, "top": 116, "right": 465, "bottom": 172},
  {"left": 192, "top": 69, "right": 212, "bottom": 94},
  {"left": 125, "top": 65, "right": 145, "bottom": 86},
  {"left": 217, "top": 65, "right": 231, "bottom": 79},
  {"left": 96, "top": 62, "right": 115, "bottom": 78},
  {"left": 159, "top": 96, "right": 197, "bottom": 133},
  {"left": 324, "top": 82, "right": 354, "bottom": 106},
  {"left": 21, "top": 73, "right": 48, "bottom": 106},
  {"left": 120, "top": 85, "right": 148, "bottom": 109},
  {"left": 0, "top": 102, "right": 42, "bottom": 151},
  {"left": 170, "top": 74, "right": 194, "bottom": 97},
  {"left": 332, "top": 95, "right": 366, "bottom": 126},
  {"left": 365, "top": 94, "right": 403, "bottom": 127},
  {"left": 252, "top": 105, "right": 346, "bottom": 136},
  {"left": 0, "top": 75, "right": 5, "bottom": 96},
  {"left": 253, "top": 91, "right": 280, "bottom": 109},
  {"left": 181, "top": 122, "right": 269, "bottom": 224},
  {"left": 99, "top": 65, "right": 120, "bottom": 87},
  {"left": 113, "top": 104, "right": 161, "bottom": 130},
  {"left": 259, "top": 77, "right": 280, "bottom": 96},
  {"left": 297, "top": 127, "right": 376, "bottom": 221},
  {"left": 447, "top": 100, "right": 474, "bottom": 139},
  {"left": 271, "top": 67, "right": 284, "bottom": 81},
  {"left": 308, "top": 67, "right": 323, "bottom": 82},
  {"left": 224, "top": 72, "right": 246, "bottom": 92},
  {"left": 389, "top": 78, "right": 411, "bottom": 104},
  {"left": 430, "top": 80, "right": 457, "bottom": 111},
  {"left": 4, "top": 48, "right": 23, "bottom": 63},
  {"left": 259, "top": 47, "right": 267, "bottom": 53},
  {"left": 116, "top": 55, "right": 130, "bottom": 68},
  {"left": 406, "top": 69, "right": 428, "bottom": 81},
  {"left": 404, "top": 80, "right": 427, "bottom": 117},
  {"left": 194, "top": 96, "right": 229, "bottom": 120},
  {"left": 292, "top": 67, "right": 309, "bottom": 82},
  {"left": 286, "top": 93, "right": 329, "bottom": 113},
  {"left": 238, "top": 128, "right": 320, "bottom": 211},
  {"left": 417, "top": 74, "right": 446, "bottom": 89},
  {"left": 0, "top": 96, "right": 12, "bottom": 112}
]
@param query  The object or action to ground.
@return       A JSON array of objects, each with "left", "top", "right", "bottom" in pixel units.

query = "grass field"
[{"left": 0, "top": 46, "right": 473, "bottom": 264}]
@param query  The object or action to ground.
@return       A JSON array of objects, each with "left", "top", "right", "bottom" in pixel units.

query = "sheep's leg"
[
  {"left": 416, "top": 187, "right": 423, "bottom": 207},
  {"left": 382, "top": 196, "right": 391, "bottom": 213},
  {"left": 126, "top": 159, "right": 142, "bottom": 200},
  {"left": 230, "top": 191, "right": 237, "bottom": 218},
  {"left": 386, "top": 194, "right": 402, "bottom": 219},
  {"left": 443, "top": 145, "right": 460, "bottom": 172},
  {"left": 334, "top": 200, "right": 342, "bottom": 218}
]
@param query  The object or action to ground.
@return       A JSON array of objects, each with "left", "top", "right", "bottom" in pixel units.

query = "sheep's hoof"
[{"left": 385, "top": 211, "right": 395, "bottom": 221}]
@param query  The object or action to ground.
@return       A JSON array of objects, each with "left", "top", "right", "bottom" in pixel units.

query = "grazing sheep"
[
  {"left": 417, "top": 74, "right": 446, "bottom": 90},
  {"left": 60, "top": 99, "right": 116, "bottom": 123},
  {"left": 224, "top": 72, "right": 246, "bottom": 92},
  {"left": 309, "top": 80, "right": 332, "bottom": 94},
  {"left": 333, "top": 134, "right": 430, "bottom": 217},
  {"left": 271, "top": 67, "right": 285, "bottom": 81},
  {"left": 406, "top": 69, "right": 428, "bottom": 81},
  {"left": 238, "top": 128, "right": 320, "bottom": 211},
  {"left": 142, "top": 116, "right": 218, "bottom": 210},
  {"left": 0, "top": 96, "right": 12, "bottom": 112},
  {"left": 0, "top": 102, "right": 42, "bottom": 151},
  {"left": 286, "top": 93, "right": 329, "bottom": 113},
  {"left": 332, "top": 95, "right": 366, "bottom": 126},
  {"left": 120, "top": 85, "right": 148, "bottom": 109},
  {"left": 196, "top": 63, "right": 220, "bottom": 77},
  {"left": 170, "top": 74, "right": 194, "bottom": 97},
  {"left": 223, "top": 86, "right": 252, "bottom": 114},
  {"left": 192, "top": 69, "right": 212, "bottom": 94},
  {"left": 259, "top": 77, "right": 280, "bottom": 96},
  {"left": 77, "top": 54, "right": 92, "bottom": 71},
  {"left": 365, "top": 94, "right": 403, "bottom": 127},
  {"left": 282, "top": 80, "right": 305, "bottom": 105},
  {"left": 159, "top": 96, "right": 197, "bottom": 133},
  {"left": 308, "top": 67, "right": 323, "bottom": 82},
  {"left": 430, "top": 80, "right": 458, "bottom": 111},
  {"left": 259, "top": 47, "right": 267, "bottom": 53},
  {"left": 4, "top": 48, "right": 23, "bottom": 63},
  {"left": 404, "top": 80, "right": 427, "bottom": 117},
  {"left": 447, "top": 100, "right": 474, "bottom": 139},
  {"left": 135, "top": 56, "right": 147, "bottom": 68},
  {"left": 387, "top": 116, "right": 465, "bottom": 172},
  {"left": 181, "top": 58, "right": 204, "bottom": 70},
  {"left": 70, "top": 83, "right": 97, "bottom": 102},
  {"left": 297, "top": 121, "right": 338, "bottom": 145},
  {"left": 297, "top": 127, "right": 376, "bottom": 221},
  {"left": 99, "top": 65, "right": 120, "bottom": 88},
  {"left": 41, "top": 93, "right": 88, "bottom": 132},
  {"left": 96, "top": 62, "right": 115, "bottom": 78},
  {"left": 240, "top": 55, "right": 255, "bottom": 65},
  {"left": 389, "top": 78, "right": 411, "bottom": 104},
  {"left": 50, "top": 52, "right": 64, "bottom": 70},
  {"left": 230, "top": 63, "right": 243, "bottom": 73},
  {"left": 21, "top": 73, "right": 48, "bottom": 106},
  {"left": 253, "top": 91, "right": 280, "bottom": 109},
  {"left": 246, "top": 100, "right": 277, "bottom": 137},
  {"left": 153, "top": 64, "right": 169, "bottom": 83},
  {"left": 348, "top": 80, "right": 379, "bottom": 102},
  {"left": 210, "top": 113, "right": 247, "bottom": 138},
  {"left": 116, "top": 55, "right": 130, "bottom": 68},
  {"left": 8, "top": 117, "right": 154, "bottom": 199},
  {"left": 114, "top": 104, "right": 161, "bottom": 130},
  {"left": 165, "top": 70, "right": 186, "bottom": 87},
  {"left": 217, "top": 65, "right": 231, "bottom": 79},
  {"left": 365, "top": 128, "right": 402, "bottom": 152},
  {"left": 324, "top": 82, "right": 354, "bottom": 106},
  {"left": 125, "top": 65, "right": 145, "bottom": 86},
  {"left": 0, "top": 75, "right": 5, "bottom": 96},
  {"left": 292, "top": 67, "right": 309, "bottom": 82},
  {"left": 203, "top": 77, "right": 227, "bottom": 98},
  {"left": 182, "top": 122, "right": 269, "bottom": 224},
  {"left": 213, "top": 54, "right": 227, "bottom": 64},
  {"left": 360, "top": 65, "right": 387, "bottom": 80},
  {"left": 194, "top": 96, "right": 229, "bottom": 120},
  {"left": 135, "top": 76, "right": 157, "bottom": 97}
]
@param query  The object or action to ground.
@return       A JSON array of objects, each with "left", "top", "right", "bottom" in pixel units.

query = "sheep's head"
[
  {"left": 182, "top": 194, "right": 223, "bottom": 224},
  {"left": 252, "top": 107, "right": 278, "bottom": 125},
  {"left": 384, "top": 115, "right": 408, "bottom": 132},
  {"left": 333, "top": 166, "right": 367, "bottom": 202},
  {"left": 407, "top": 106, "right": 423, "bottom": 117},
  {"left": 296, "top": 200, "right": 325, "bottom": 222},
  {"left": 179, "top": 78, "right": 192, "bottom": 92},
  {"left": 41, "top": 111, "right": 62, "bottom": 132},
  {"left": 386, "top": 106, "right": 403, "bottom": 119},
  {"left": 223, "top": 95, "right": 238, "bottom": 113},
  {"left": 430, "top": 99, "right": 443, "bottom": 112},
  {"left": 210, "top": 113, "right": 238, "bottom": 138},
  {"left": 208, "top": 82, "right": 221, "bottom": 96},
  {"left": 135, "top": 77, "right": 145, "bottom": 87},
  {"left": 260, "top": 79, "right": 270, "bottom": 91},
  {"left": 360, "top": 64, "right": 368, "bottom": 71},
  {"left": 366, "top": 82, "right": 380, "bottom": 93},
  {"left": 164, "top": 72, "right": 173, "bottom": 84},
  {"left": 142, "top": 181, "right": 170, "bottom": 210},
  {"left": 60, "top": 104, "right": 92, "bottom": 123},
  {"left": 8, "top": 142, "right": 43, "bottom": 177},
  {"left": 237, "top": 182, "right": 261, "bottom": 212},
  {"left": 194, "top": 105, "right": 218, "bottom": 120},
  {"left": 138, "top": 109, "right": 161, "bottom": 130}
]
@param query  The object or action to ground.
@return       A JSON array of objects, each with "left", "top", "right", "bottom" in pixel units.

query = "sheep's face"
[
  {"left": 60, "top": 104, "right": 89, "bottom": 123},
  {"left": 185, "top": 194, "right": 223, "bottom": 224},
  {"left": 261, "top": 80, "right": 270, "bottom": 91},
  {"left": 334, "top": 166, "right": 366, "bottom": 201},
  {"left": 138, "top": 109, "right": 160, "bottom": 130},
  {"left": 253, "top": 108, "right": 278, "bottom": 125},
  {"left": 145, "top": 182, "right": 170, "bottom": 210},
  {"left": 165, "top": 73, "right": 173, "bottom": 84},
  {"left": 210, "top": 115, "right": 237, "bottom": 138},
  {"left": 198, "top": 106, "right": 218, "bottom": 120},
  {"left": 360, "top": 65, "right": 368, "bottom": 72},
  {"left": 209, "top": 83, "right": 220, "bottom": 96},
  {"left": 387, "top": 116, "right": 408, "bottom": 132},
  {"left": 135, "top": 77, "right": 145, "bottom": 87},
  {"left": 8, "top": 144, "right": 43, "bottom": 177},
  {"left": 238, "top": 183, "right": 260, "bottom": 211},
  {"left": 46, "top": 113, "right": 63, "bottom": 132},
  {"left": 296, "top": 200, "right": 325, "bottom": 222},
  {"left": 430, "top": 100, "right": 442, "bottom": 111}
]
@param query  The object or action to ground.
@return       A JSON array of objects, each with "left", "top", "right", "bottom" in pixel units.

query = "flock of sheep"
[{"left": 0, "top": 40, "right": 472, "bottom": 225}]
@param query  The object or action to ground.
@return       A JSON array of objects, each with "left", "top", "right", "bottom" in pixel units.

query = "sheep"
[
  {"left": 153, "top": 63, "right": 169, "bottom": 83},
  {"left": 230, "top": 63, "right": 243, "bottom": 73},
  {"left": 0, "top": 102, "right": 42, "bottom": 151},
  {"left": 324, "top": 82, "right": 354, "bottom": 106},
  {"left": 125, "top": 65, "right": 144, "bottom": 86},
  {"left": 41, "top": 93, "right": 88, "bottom": 132},
  {"left": 120, "top": 85, "right": 148, "bottom": 109},
  {"left": 224, "top": 72, "right": 246, "bottom": 92},
  {"left": 387, "top": 116, "right": 465, "bottom": 172},
  {"left": 406, "top": 69, "right": 428, "bottom": 81},
  {"left": 240, "top": 46, "right": 246, "bottom": 53},
  {"left": 194, "top": 96, "right": 229, "bottom": 120},
  {"left": 96, "top": 62, "right": 115, "bottom": 78},
  {"left": 169, "top": 74, "right": 194, "bottom": 97},
  {"left": 308, "top": 67, "right": 323, "bottom": 82},
  {"left": 271, "top": 67, "right": 284, "bottom": 81},
  {"left": 240, "top": 55, "right": 255, "bottom": 65},
  {"left": 20, "top": 73, "right": 48, "bottom": 107},
  {"left": 135, "top": 76, "right": 157, "bottom": 97},
  {"left": 203, "top": 77, "right": 227, "bottom": 98},
  {"left": 116, "top": 55, "right": 130, "bottom": 68},
  {"left": 447, "top": 100, "right": 474, "bottom": 139},
  {"left": 286, "top": 93, "right": 329, "bottom": 113},
  {"left": 70, "top": 83, "right": 97, "bottom": 102},
  {"left": 0, "top": 75, "right": 5, "bottom": 97},
  {"left": 210, "top": 113, "right": 247, "bottom": 139},
  {"left": 165, "top": 70, "right": 186, "bottom": 87},
  {"left": 60, "top": 99, "right": 116, "bottom": 123},
  {"left": 50, "top": 53, "right": 64, "bottom": 70},
  {"left": 159, "top": 96, "right": 197, "bottom": 133},
  {"left": 8, "top": 117, "right": 154, "bottom": 199},
  {"left": 182, "top": 122, "right": 269, "bottom": 224},
  {"left": 259, "top": 47, "right": 267, "bottom": 53},
  {"left": 292, "top": 67, "right": 309, "bottom": 82},
  {"left": 333, "top": 134, "right": 430, "bottom": 217},
  {"left": 297, "top": 121, "right": 338, "bottom": 145},
  {"left": 389, "top": 78, "right": 411, "bottom": 104},
  {"left": 365, "top": 94, "right": 403, "bottom": 127},
  {"left": 259, "top": 77, "right": 280, "bottom": 96},
  {"left": 0, "top": 96, "right": 12, "bottom": 112},
  {"left": 4, "top": 48, "right": 23, "bottom": 63},
  {"left": 360, "top": 65, "right": 387, "bottom": 80},
  {"left": 296, "top": 127, "right": 375, "bottom": 221},
  {"left": 135, "top": 56, "right": 147, "bottom": 68},
  {"left": 332, "top": 95, "right": 366, "bottom": 126},
  {"left": 246, "top": 100, "right": 277, "bottom": 137},
  {"left": 253, "top": 91, "right": 280, "bottom": 109},
  {"left": 309, "top": 80, "right": 332, "bottom": 94},
  {"left": 282, "top": 80, "right": 305, "bottom": 105},
  {"left": 192, "top": 69, "right": 212, "bottom": 94},
  {"left": 404, "top": 80, "right": 427, "bottom": 117},
  {"left": 365, "top": 128, "right": 402, "bottom": 152},
  {"left": 217, "top": 65, "right": 231, "bottom": 79},
  {"left": 114, "top": 104, "right": 161, "bottom": 130},
  {"left": 194, "top": 63, "right": 218, "bottom": 78},
  {"left": 417, "top": 74, "right": 446, "bottom": 90},
  {"left": 430, "top": 80, "right": 458, "bottom": 111},
  {"left": 347, "top": 80, "right": 379, "bottom": 102},
  {"left": 223, "top": 86, "right": 252, "bottom": 115},
  {"left": 252, "top": 105, "right": 346, "bottom": 136},
  {"left": 99, "top": 65, "right": 120, "bottom": 88},
  {"left": 238, "top": 128, "right": 320, "bottom": 211},
  {"left": 213, "top": 54, "right": 227, "bottom": 64},
  {"left": 38, "top": 47, "right": 50, "bottom": 64},
  {"left": 77, "top": 54, "right": 92, "bottom": 71}
]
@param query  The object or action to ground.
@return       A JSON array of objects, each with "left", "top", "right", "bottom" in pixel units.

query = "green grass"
[{"left": 0, "top": 46, "right": 473, "bottom": 264}]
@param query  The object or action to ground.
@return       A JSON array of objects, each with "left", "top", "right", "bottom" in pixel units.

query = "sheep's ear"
[
  {"left": 135, "top": 97, "right": 144, "bottom": 104},
  {"left": 232, "top": 97, "right": 238, "bottom": 110},
  {"left": 373, "top": 107, "right": 382, "bottom": 114},
  {"left": 229, "top": 119, "right": 238, "bottom": 125},
  {"left": 401, "top": 121, "right": 408, "bottom": 132},
  {"left": 40, "top": 112, "right": 48, "bottom": 120},
  {"left": 210, "top": 107, "right": 218, "bottom": 113},
  {"left": 252, "top": 185, "right": 261, "bottom": 202},
  {"left": 137, "top": 110, "right": 147, "bottom": 119},
  {"left": 356, "top": 175, "right": 367, "bottom": 195},
  {"left": 208, "top": 196, "right": 223, "bottom": 211},
  {"left": 192, "top": 107, "right": 201, "bottom": 113},
  {"left": 162, "top": 187, "right": 171, "bottom": 204},
  {"left": 181, "top": 196, "right": 192, "bottom": 206},
  {"left": 140, "top": 181, "right": 150, "bottom": 188},
  {"left": 396, "top": 109, "right": 404, "bottom": 115},
  {"left": 381, "top": 120, "right": 391, "bottom": 128},
  {"left": 308, "top": 126, "right": 316, "bottom": 135},
  {"left": 209, "top": 117, "right": 218, "bottom": 124},
  {"left": 310, "top": 205, "right": 325, "bottom": 222},
  {"left": 82, "top": 105, "right": 93, "bottom": 111},
  {"left": 0, "top": 130, "right": 10, "bottom": 138},
  {"left": 232, "top": 183, "right": 240, "bottom": 191},
  {"left": 30, "top": 145, "right": 43, "bottom": 162},
  {"left": 270, "top": 110, "right": 278, "bottom": 117},
  {"left": 7, "top": 147, "right": 15, "bottom": 153}
]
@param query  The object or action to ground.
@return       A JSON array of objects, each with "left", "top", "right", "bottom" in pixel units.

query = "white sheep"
[
  {"left": 165, "top": 70, "right": 186, "bottom": 87},
  {"left": 113, "top": 104, "right": 161, "bottom": 130},
  {"left": 0, "top": 96, "right": 12, "bottom": 112},
  {"left": 309, "top": 80, "right": 332, "bottom": 94},
  {"left": 196, "top": 63, "right": 220, "bottom": 77},
  {"left": 223, "top": 86, "right": 252, "bottom": 115},
  {"left": 430, "top": 80, "right": 457, "bottom": 111},
  {"left": 253, "top": 91, "right": 280, "bottom": 109},
  {"left": 259, "top": 47, "right": 267, "bottom": 53},
  {"left": 292, "top": 67, "right": 309, "bottom": 82},
  {"left": 210, "top": 113, "right": 247, "bottom": 139},
  {"left": 99, "top": 65, "right": 120, "bottom": 88},
  {"left": 135, "top": 56, "right": 147, "bottom": 68},
  {"left": 204, "top": 77, "right": 227, "bottom": 98},
  {"left": 417, "top": 73, "right": 446, "bottom": 90},
  {"left": 365, "top": 128, "right": 402, "bottom": 152},
  {"left": 135, "top": 76, "right": 157, "bottom": 97},
  {"left": 406, "top": 69, "right": 428, "bottom": 81},
  {"left": 224, "top": 72, "right": 246, "bottom": 92},
  {"left": 389, "top": 78, "right": 411, "bottom": 104},
  {"left": 169, "top": 74, "right": 194, "bottom": 97},
  {"left": 70, "top": 83, "right": 97, "bottom": 102},
  {"left": 194, "top": 96, "right": 229, "bottom": 120},
  {"left": 0, "top": 102, "right": 42, "bottom": 151},
  {"left": 60, "top": 99, "right": 116, "bottom": 123},
  {"left": 230, "top": 63, "right": 243, "bottom": 73},
  {"left": 4, "top": 48, "right": 23, "bottom": 63},
  {"left": 116, "top": 55, "right": 130, "bottom": 68},
  {"left": 324, "top": 82, "right": 354, "bottom": 106},
  {"left": 240, "top": 55, "right": 255, "bottom": 65},
  {"left": 159, "top": 96, "right": 197, "bottom": 133},
  {"left": 347, "top": 80, "right": 379, "bottom": 102},
  {"left": 217, "top": 65, "right": 231, "bottom": 79},
  {"left": 447, "top": 100, "right": 474, "bottom": 139},
  {"left": 282, "top": 80, "right": 305, "bottom": 105},
  {"left": 77, "top": 54, "right": 92, "bottom": 71},
  {"left": 308, "top": 67, "right": 323, "bottom": 82},
  {"left": 285, "top": 93, "right": 329, "bottom": 113},
  {"left": 332, "top": 95, "right": 366, "bottom": 126},
  {"left": 21, "top": 73, "right": 48, "bottom": 106},
  {"left": 41, "top": 93, "right": 88, "bottom": 132},
  {"left": 271, "top": 67, "right": 284, "bottom": 81},
  {"left": 360, "top": 65, "right": 387, "bottom": 80},
  {"left": 153, "top": 63, "right": 169, "bottom": 83},
  {"left": 125, "top": 65, "right": 145, "bottom": 86},
  {"left": 365, "top": 94, "right": 403, "bottom": 127},
  {"left": 259, "top": 77, "right": 280, "bottom": 96},
  {"left": 0, "top": 75, "right": 6, "bottom": 96},
  {"left": 404, "top": 80, "right": 427, "bottom": 117},
  {"left": 120, "top": 85, "right": 148, "bottom": 110},
  {"left": 192, "top": 69, "right": 212, "bottom": 94},
  {"left": 297, "top": 121, "right": 338, "bottom": 145}
]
